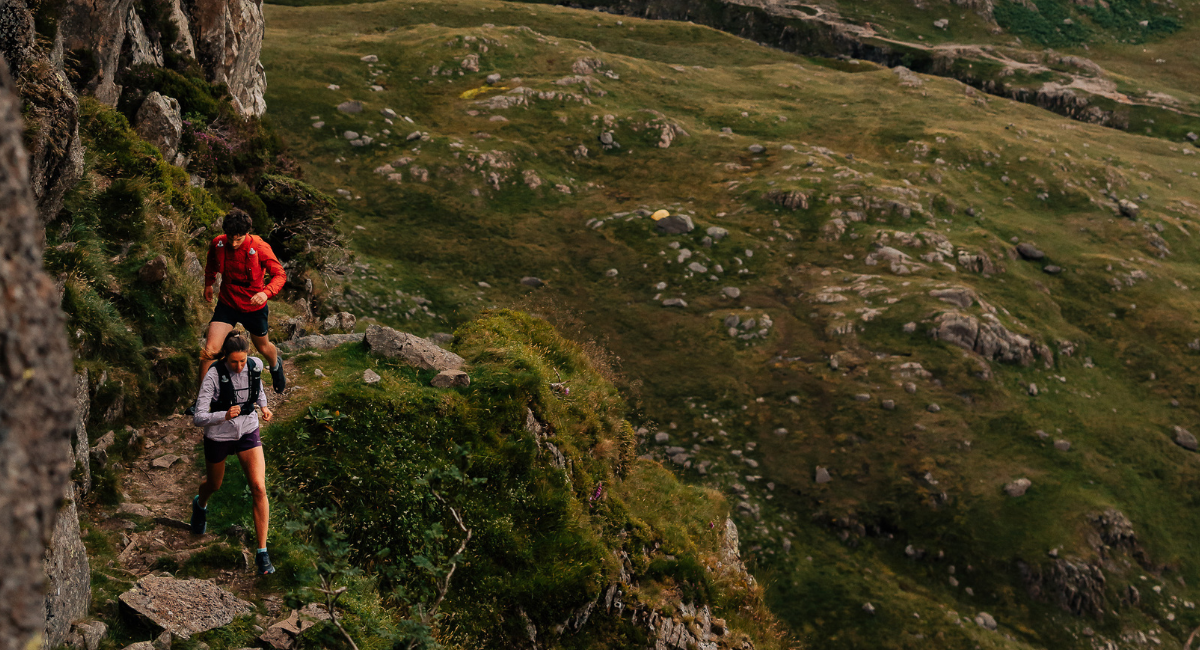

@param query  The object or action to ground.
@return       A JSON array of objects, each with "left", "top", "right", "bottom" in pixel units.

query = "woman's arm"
[{"left": 193, "top": 366, "right": 228, "bottom": 427}]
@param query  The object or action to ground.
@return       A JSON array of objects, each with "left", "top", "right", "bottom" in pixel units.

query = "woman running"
[{"left": 190, "top": 331, "right": 276, "bottom": 575}]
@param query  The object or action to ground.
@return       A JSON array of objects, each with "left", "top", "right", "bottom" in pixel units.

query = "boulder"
[
  {"left": 706, "top": 226, "right": 728, "bottom": 241},
  {"left": 431, "top": 369, "right": 470, "bottom": 388},
  {"left": 1015, "top": 243, "right": 1045, "bottom": 260},
  {"left": 74, "top": 621, "right": 107, "bottom": 650},
  {"left": 363, "top": 324, "right": 465, "bottom": 371},
  {"left": 721, "top": 287, "right": 741, "bottom": 299},
  {"left": 1054, "top": 439, "right": 1071, "bottom": 451},
  {"left": 520, "top": 276, "right": 545, "bottom": 288},
  {"left": 655, "top": 214, "right": 695, "bottom": 234},
  {"left": 975, "top": 612, "right": 997, "bottom": 630},
  {"left": 486, "top": 73, "right": 501, "bottom": 84},
  {"left": 748, "top": 144, "right": 765, "bottom": 154},
  {"left": 363, "top": 369, "right": 381, "bottom": 385},
  {"left": 135, "top": 93, "right": 183, "bottom": 160},
  {"left": 1118, "top": 199, "right": 1139, "bottom": 219},
  {"left": 815, "top": 467, "right": 831, "bottom": 484},
  {"left": 151, "top": 454, "right": 180, "bottom": 469},
  {"left": 1173, "top": 425, "right": 1197, "bottom": 451},
  {"left": 662, "top": 298, "right": 688, "bottom": 308},
  {"left": 322, "top": 311, "right": 356, "bottom": 333},
  {"left": 119, "top": 576, "right": 253, "bottom": 638},
  {"left": 1004, "top": 478, "right": 1032, "bottom": 497},
  {"left": 930, "top": 311, "right": 1038, "bottom": 366},
  {"left": 139, "top": 255, "right": 170, "bottom": 283},
  {"left": 337, "top": 100, "right": 364, "bottom": 114}
]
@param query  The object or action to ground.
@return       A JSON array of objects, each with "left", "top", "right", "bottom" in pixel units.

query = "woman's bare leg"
[
  {"left": 237, "top": 445, "right": 269, "bottom": 549},
  {"left": 198, "top": 460, "right": 226, "bottom": 507}
]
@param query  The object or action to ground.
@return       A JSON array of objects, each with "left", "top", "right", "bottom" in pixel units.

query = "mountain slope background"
[{"left": 256, "top": 0, "right": 1200, "bottom": 648}]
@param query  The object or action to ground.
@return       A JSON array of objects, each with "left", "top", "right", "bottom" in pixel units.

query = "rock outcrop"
[
  {"left": 0, "top": 57, "right": 78, "bottom": 650},
  {"left": 930, "top": 311, "right": 1041, "bottom": 366},
  {"left": 53, "top": 0, "right": 266, "bottom": 116},
  {"left": 42, "top": 485, "right": 91, "bottom": 648}
]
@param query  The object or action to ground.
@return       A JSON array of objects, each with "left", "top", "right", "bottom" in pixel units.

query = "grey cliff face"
[{"left": 0, "top": 53, "right": 78, "bottom": 650}]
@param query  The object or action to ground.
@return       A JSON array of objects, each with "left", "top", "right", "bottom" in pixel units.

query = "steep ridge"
[{"left": 506, "top": 0, "right": 1200, "bottom": 140}]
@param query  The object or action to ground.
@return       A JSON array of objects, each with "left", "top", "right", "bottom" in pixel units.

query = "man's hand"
[
  {"left": 225, "top": 405, "right": 242, "bottom": 420},
  {"left": 262, "top": 407, "right": 274, "bottom": 422},
  {"left": 250, "top": 291, "right": 268, "bottom": 307},
  {"left": 204, "top": 285, "right": 214, "bottom": 303}
]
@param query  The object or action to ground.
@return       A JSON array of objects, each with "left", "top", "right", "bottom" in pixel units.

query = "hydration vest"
[{"left": 210, "top": 358, "right": 262, "bottom": 415}]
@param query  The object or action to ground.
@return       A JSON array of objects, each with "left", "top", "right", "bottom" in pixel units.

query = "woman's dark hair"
[
  {"left": 222, "top": 208, "right": 254, "bottom": 237},
  {"left": 217, "top": 331, "right": 251, "bottom": 363}
]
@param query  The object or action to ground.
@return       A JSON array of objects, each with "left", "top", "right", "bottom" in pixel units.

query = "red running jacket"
[{"left": 204, "top": 234, "right": 286, "bottom": 312}]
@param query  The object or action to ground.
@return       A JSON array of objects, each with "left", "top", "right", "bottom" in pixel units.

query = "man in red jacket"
[{"left": 199, "top": 209, "right": 287, "bottom": 393}]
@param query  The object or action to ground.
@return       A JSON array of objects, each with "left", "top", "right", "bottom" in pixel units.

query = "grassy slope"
[{"left": 263, "top": 1, "right": 1200, "bottom": 648}]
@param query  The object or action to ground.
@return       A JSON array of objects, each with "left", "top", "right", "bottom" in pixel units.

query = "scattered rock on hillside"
[
  {"left": 183, "top": 251, "right": 203, "bottom": 279},
  {"left": 654, "top": 432, "right": 670, "bottom": 444},
  {"left": 360, "top": 54, "right": 378, "bottom": 62},
  {"left": 931, "top": 311, "right": 1039, "bottom": 366},
  {"left": 151, "top": 454, "right": 179, "bottom": 469},
  {"left": 520, "top": 276, "right": 545, "bottom": 288},
  {"left": 139, "top": 255, "right": 169, "bottom": 283},
  {"left": 655, "top": 214, "right": 694, "bottom": 234},
  {"left": 1016, "top": 243, "right": 1045, "bottom": 260},
  {"left": 279, "top": 333, "right": 362, "bottom": 352},
  {"left": 260, "top": 603, "right": 331, "bottom": 649},
  {"left": 135, "top": 92, "right": 183, "bottom": 161},
  {"left": 662, "top": 298, "right": 688, "bottom": 307},
  {"left": 722, "top": 287, "right": 740, "bottom": 299},
  {"left": 118, "top": 503, "right": 153, "bottom": 518},
  {"left": 322, "top": 312, "right": 356, "bottom": 333},
  {"left": 1054, "top": 439, "right": 1071, "bottom": 451},
  {"left": 1043, "top": 265, "right": 1062, "bottom": 274},
  {"left": 815, "top": 467, "right": 831, "bottom": 484},
  {"left": 927, "top": 403, "right": 941, "bottom": 413},
  {"left": 119, "top": 576, "right": 253, "bottom": 638},
  {"left": 486, "top": 73, "right": 501, "bottom": 84},
  {"left": 431, "top": 369, "right": 470, "bottom": 388},
  {"left": 1173, "top": 425, "right": 1197, "bottom": 451},
  {"left": 748, "top": 144, "right": 765, "bottom": 154},
  {"left": 706, "top": 226, "right": 728, "bottom": 241},
  {"left": 1004, "top": 478, "right": 1032, "bottom": 497},
  {"left": 1119, "top": 199, "right": 1140, "bottom": 219},
  {"left": 893, "top": 66, "right": 923, "bottom": 87},
  {"left": 975, "top": 612, "right": 997, "bottom": 630},
  {"left": 336, "top": 100, "right": 363, "bottom": 114},
  {"left": 929, "top": 287, "right": 975, "bottom": 309},
  {"left": 363, "top": 369, "right": 381, "bottom": 385},
  {"left": 364, "top": 324, "right": 465, "bottom": 372}
]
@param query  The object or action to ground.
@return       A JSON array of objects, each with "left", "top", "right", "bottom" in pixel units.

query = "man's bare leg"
[
  {"left": 250, "top": 333, "right": 279, "bottom": 371},
  {"left": 201, "top": 321, "right": 236, "bottom": 385}
]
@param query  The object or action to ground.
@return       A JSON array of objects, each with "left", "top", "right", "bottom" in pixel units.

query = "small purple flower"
[{"left": 590, "top": 481, "right": 604, "bottom": 502}]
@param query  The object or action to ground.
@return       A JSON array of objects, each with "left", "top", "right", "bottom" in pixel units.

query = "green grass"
[{"left": 256, "top": 0, "right": 1200, "bottom": 647}]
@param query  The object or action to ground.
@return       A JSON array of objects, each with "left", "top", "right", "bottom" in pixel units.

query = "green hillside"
[{"left": 256, "top": 0, "right": 1200, "bottom": 648}]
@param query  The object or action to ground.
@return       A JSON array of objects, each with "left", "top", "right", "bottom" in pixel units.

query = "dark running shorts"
[
  {"left": 211, "top": 301, "right": 269, "bottom": 337},
  {"left": 203, "top": 428, "right": 262, "bottom": 464}
]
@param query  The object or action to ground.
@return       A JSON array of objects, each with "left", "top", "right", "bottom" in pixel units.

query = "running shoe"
[
  {"left": 256, "top": 550, "right": 276, "bottom": 575},
  {"left": 269, "top": 360, "right": 286, "bottom": 393},
  {"left": 190, "top": 496, "right": 207, "bottom": 535}
]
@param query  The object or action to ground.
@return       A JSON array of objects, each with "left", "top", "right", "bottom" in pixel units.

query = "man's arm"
[
  {"left": 259, "top": 241, "right": 287, "bottom": 299},
  {"left": 204, "top": 238, "right": 221, "bottom": 293}
]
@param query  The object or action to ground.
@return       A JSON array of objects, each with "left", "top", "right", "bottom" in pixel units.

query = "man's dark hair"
[{"left": 222, "top": 208, "right": 253, "bottom": 237}]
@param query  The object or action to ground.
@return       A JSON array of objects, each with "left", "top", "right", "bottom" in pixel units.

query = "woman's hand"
[
  {"left": 225, "top": 405, "right": 241, "bottom": 420},
  {"left": 262, "top": 407, "right": 274, "bottom": 422}
]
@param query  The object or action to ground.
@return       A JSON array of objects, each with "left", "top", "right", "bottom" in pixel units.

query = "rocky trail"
[{"left": 79, "top": 357, "right": 322, "bottom": 647}]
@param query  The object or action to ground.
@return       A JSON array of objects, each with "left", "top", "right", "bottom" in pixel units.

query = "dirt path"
[{"left": 85, "top": 356, "right": 318, "bottom": 607}]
